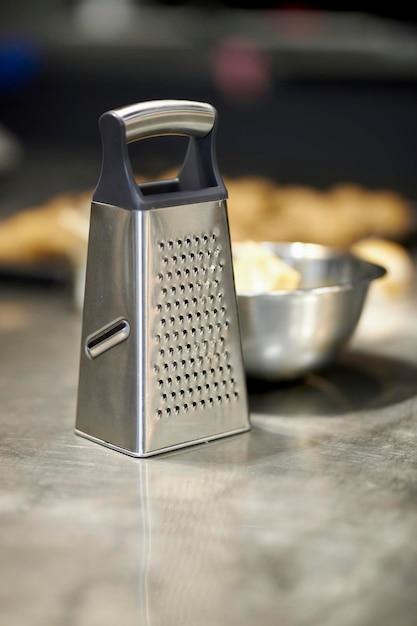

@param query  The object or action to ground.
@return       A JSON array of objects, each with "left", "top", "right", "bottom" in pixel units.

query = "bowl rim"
[{"left": 233, "top": 241, "right": 387, "bottom": 298}]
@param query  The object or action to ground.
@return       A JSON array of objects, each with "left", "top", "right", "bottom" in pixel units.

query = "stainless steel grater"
[{"left": 75, "top": 99, "right": 250, "bottom": 457}]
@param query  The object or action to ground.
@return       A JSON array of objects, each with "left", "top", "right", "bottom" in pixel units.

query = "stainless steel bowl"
[{"left": 236, "top": 242, "right": 386, "bottom": 381}]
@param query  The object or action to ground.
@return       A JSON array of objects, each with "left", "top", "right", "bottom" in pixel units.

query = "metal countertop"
[{"left": 1, "top": 277, "right": 417, "bottom": 626}]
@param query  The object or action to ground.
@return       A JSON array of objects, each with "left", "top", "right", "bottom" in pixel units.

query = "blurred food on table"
[
  {"left": 226, "top": 177, "right": 414, "bottom": 247},
  {"left": 0, "top": 170, "right": 414, "bottom": 310},
  {"left": 351, "top": 237, "right": 415, "bottom": 300},
  {"left": 0, "top": 190, "right": 91, "bottom": 280}
]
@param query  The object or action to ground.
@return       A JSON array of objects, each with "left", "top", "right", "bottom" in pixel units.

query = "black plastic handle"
[{"left": 93, "top": 99, "right": 227, "bottom": 211}]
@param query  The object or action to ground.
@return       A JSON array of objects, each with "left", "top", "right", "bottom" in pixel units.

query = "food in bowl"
[
  {"left": 234, "top": 242, "right": 386, "bottom": 381},
  {"left": 232, "top": 240, "right": 301, "bottom": 292}
]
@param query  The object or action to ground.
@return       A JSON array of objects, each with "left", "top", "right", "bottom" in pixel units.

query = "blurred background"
[{"left": 0, "top": 2, "right": 416, "bottom": 214}]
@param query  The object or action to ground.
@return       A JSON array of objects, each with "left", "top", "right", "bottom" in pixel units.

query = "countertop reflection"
[{"left": 1, "top": 279, "right": 417, "bottom": 626}]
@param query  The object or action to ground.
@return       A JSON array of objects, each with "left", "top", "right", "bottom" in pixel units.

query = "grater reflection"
[{"left": 136, "top": 433, "right": 251, "bottom": 626}]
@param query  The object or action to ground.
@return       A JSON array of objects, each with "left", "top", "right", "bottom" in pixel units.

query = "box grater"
[{"left": 75, "top": 99, "right": 250, "bottom": 457}]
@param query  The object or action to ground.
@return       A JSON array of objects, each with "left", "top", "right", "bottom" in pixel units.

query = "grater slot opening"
[{"left": 86, "top": 319, "right": 130, "bottom": 359}]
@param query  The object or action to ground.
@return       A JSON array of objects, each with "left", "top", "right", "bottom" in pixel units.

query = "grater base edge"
[{"left": 74, "top": 425, "right": 250, "bottom": 458}]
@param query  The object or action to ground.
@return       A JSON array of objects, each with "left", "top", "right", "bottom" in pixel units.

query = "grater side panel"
[
  {"left": 142, "top": 199, "right": 250, "bottom": 455},
  {"left": 76, "top": 203, "right": 145, "bottom": 454}
]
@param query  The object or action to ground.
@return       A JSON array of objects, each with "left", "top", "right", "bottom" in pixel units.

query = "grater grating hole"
[{"left": 152, "top": 230, "right": 240, "bottom": 418}]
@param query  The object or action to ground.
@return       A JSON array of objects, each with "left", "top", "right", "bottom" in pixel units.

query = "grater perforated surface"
[{"left": 151, "top": 229, "right": 241, "bottom": 420}]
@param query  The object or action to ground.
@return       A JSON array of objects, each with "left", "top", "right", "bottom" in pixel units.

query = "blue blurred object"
[{"left": 0, "top": 35, "right": 42, "bottom": 93}]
